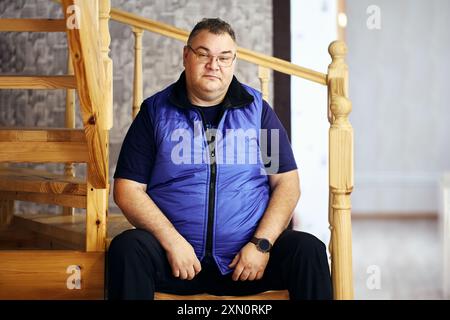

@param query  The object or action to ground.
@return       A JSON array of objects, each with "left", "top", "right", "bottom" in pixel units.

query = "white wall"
[
  {"left": 291, "top": 0, "right": 338, "bottom": 244},
  {"left": 346, "top": 0, "right": 450, "bottom": 214}
]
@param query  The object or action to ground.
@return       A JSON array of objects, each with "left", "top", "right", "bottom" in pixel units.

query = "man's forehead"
[{"left": 190, "top": 31, "right": 236, "bottom": 50}]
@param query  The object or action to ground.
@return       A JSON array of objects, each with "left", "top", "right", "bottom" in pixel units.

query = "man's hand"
[
  {"left": 228, "top": 242, "right": 270, "bottom": 281},
  {"left": 166, "top": 235, "right": 202, "bottom": 280}
]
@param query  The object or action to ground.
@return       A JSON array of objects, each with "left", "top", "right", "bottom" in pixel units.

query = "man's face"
[{"left": 183, "top": 30, "right": 237, "bottom": 106}]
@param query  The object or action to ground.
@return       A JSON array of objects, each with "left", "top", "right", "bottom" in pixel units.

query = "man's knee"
[
  {"left": 108, "top": 228, "right": 159, "bottom": 259},
  {"left": 278, "top": 230, "right": 327, "bottom": 257}
]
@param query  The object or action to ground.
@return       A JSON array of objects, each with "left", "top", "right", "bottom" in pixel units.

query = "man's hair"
[{"left": 187, "top": 18, "right": 236, "bottom": 45}]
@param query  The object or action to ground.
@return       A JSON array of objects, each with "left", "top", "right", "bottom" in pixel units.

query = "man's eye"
[
  {"left": 219, "top": 57, "right": 232, "bottom": 62},
  {"left": 198, "top": 53, "right": 209, "bottom": 58}
]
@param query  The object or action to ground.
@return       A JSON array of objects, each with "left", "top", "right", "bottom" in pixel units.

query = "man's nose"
[{"left": 206, "top": 56, "right": 220, "bottom": 69}]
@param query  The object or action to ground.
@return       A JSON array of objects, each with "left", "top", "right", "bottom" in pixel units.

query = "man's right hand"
[{"left": 166, "top": 236, "right": 202, "bottom": 280}]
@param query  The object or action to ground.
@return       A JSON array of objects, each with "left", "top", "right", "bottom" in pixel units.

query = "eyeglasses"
[{"left": 187, "top": 45, "right": 236, "bottom": 67}]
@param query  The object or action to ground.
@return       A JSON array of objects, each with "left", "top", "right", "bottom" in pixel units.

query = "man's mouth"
[{"left": 203, "top": 75, "right": 220, "bottom": 80}]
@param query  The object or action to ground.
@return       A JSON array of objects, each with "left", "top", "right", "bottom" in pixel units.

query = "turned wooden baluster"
[
  {"left": 327, "top": 40, "right": 354, "bottom": 300},
  {"left": 63, "top": 53, "right": 76, "bottom": 216},
  {"left": 258, "top": 65, "right": 270, "bottom": 101},
  {"left": 132, "top": 27, "right": 144, "bottom": 119}
]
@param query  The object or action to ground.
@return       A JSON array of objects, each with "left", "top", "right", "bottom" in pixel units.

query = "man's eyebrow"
[{"left": 195, "top": 46, "right": 234, "bottom": 55}]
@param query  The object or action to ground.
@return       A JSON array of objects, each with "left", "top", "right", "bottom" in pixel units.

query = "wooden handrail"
[{"left": 110, "top": 8, "right": 327, "bottom": 85}]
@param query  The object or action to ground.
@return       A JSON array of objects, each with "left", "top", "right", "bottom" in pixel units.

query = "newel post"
[{"left": 327, "top": 40, "right": 354, "bottom": 300}]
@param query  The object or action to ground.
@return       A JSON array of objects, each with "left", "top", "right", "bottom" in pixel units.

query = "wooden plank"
[
  {"left": 1, "top": 191, "right": 86, "bottom": 208},
  {"left": 155, "top": 290, "right": 289, "bottom": 300},
  {"left": 0, "top": 251, "right": 104, "bottom": 299},
  {"left": 0, "top": 19, "right": 66, "bottom": 32},
  {"left": 0, "top": 128, "right": 86, "bottom": 142},
  {"left": 0, "top": 167, "right": 86, "bottom": 196},
  {"left": 0, "top": 76, "right": 77, "bottom": 89},
  {"left": 0, "top": 142, "right": 88, "bottom": 162}
]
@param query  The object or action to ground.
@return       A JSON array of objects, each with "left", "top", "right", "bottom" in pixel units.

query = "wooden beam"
[
  {"left": 1, "top": 191, "right": 86, "bottom": 208},
  {"left": 0, "top": 128, "right": 86, "bottom": 142},
  {"left": 0, "top": 251, "right": 104, "bottom": 299},
  {"left": 0, "top": 167, "right": 86, "bottom": 196},
  {"left": 0, "top": 19, "right": 66, "bottom": 32},
  {"left": 0, "top": 141, "right": 88, "bottom": 163},
  {"left": 0, "top": 76, "right": 77, "bottom": 89}
]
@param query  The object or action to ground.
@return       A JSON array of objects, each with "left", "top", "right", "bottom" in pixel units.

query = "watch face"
[{"left": 258, "top": 239, "right": 271, "bottom": 252}]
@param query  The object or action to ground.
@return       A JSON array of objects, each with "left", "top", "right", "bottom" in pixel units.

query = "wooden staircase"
[
  {"left": 0, "top": 0, "right": 113, "bottom": 299},
  {"left": 0, "top": 0, "right": 354, "bottom": 300}
]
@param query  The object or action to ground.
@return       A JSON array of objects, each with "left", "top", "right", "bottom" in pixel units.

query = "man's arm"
[
  {"left": 229, "top": 169, "right": 300, "bottom": 281},
  {"left": 114, "top": 178, "right": 202, "bottom": 280},
  {"left": 254, "top": 169, "right": 300, "bottom": 243}
]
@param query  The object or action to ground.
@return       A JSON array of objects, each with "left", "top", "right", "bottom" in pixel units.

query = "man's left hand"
[{"left": 228, "top": 242, "right": 270, "bottom": 281}]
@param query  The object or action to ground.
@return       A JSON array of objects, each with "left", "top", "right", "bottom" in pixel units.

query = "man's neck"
[{"left": 187, "top": 87, "right": 227, "bottom": 107}]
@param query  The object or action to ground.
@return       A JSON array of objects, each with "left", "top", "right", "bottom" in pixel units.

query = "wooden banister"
[{"left": 110, "top": 8, "right": 327, "bottom": 85}]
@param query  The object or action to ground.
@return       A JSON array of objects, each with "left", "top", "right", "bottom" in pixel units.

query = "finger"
[
  {"left": 187, "top": 266, "right": 196, "bottom": 280},
  {"left": 229, "top": 254, "right": 240, "bottom": 268},
  {"left": 179, "top": 269, "right": 188, "bottom": 280},
  {"left": 255, "top": 271, "right": 264, "bottom": 280},
  {"left": 247, "top": 271, "right": 257, "bottom": 281},
  {"left": 194, "top": 260, "right": 202, "bottom": 274},
  {"left": 232, "top": 264, "right": 244, "bottom": 281},
  {"left": 239, "top": 269, "right": 251, "bottom": 281},
  {"left": 173, "top": 268, "right": 180, "bottom": 278}
]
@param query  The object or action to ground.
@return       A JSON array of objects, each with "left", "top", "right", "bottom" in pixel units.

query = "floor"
[{"left": 352, "top": 218, "right": 443, "bottom": 300}]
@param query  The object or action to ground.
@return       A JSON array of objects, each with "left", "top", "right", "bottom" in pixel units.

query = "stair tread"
[
  {"left": 0, "top": 167, "right": 86, "bottom": 195},
  {"left": 0, "top": 19, "right": 66, "bottom": 32},
  {"left": 12, "top": 213, "right": 133, "bottom": 248},
  {"left": 0, "top": 76, "right": 77, "bottom": 89},
  {"left": 0, "top": 128, "right": 86, "bottom": 142}
]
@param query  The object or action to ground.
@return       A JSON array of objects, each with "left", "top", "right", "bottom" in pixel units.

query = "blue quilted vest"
[{"left": 143, "top": 76, "right": 270, "bottom": 274}]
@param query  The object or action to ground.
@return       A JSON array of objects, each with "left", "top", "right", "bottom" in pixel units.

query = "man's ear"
[{"left": 183, "top": 46, "right": 189, "bottom": 67}]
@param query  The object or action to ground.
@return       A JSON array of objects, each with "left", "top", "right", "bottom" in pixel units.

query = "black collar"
[{"left": 168, "top": 71, "right": 254, "bottom": 110}]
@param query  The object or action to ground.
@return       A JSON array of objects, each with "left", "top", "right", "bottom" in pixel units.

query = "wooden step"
[
  {"left": 0, "top": 128, "right": 88, "bottom": 162},
  {"left": 0, "top": 167, "right": 86, "bottom": 195},
  {"left": 0, "top": 19, "right": 66, "bottom": 32},
  {"left": 0, "top": 250, "right": 104, "bottom": 299},
  {"left": 11, "top": 213, "right": 133, "bottom": 250},
  {"left": 0, "top": 76, "right": 77, "bottom": 89}
]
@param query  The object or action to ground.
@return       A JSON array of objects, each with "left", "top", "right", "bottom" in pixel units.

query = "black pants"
[{"left": 107, "top": 229, "right": 332, "bottom": 300}]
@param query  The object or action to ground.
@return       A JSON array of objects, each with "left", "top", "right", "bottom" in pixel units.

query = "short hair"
[{"left": 187, "top": 18, "right": 236, "bottom": 45}]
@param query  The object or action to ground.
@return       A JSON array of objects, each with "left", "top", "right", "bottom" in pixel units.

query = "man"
[{"left": 108, "top": 18, "right": 332, "bottom": 300}]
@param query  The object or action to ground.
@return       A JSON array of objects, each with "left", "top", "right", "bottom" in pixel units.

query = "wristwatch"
[{"left": 250, "top": 237, "right": 272, "bottom": 253}]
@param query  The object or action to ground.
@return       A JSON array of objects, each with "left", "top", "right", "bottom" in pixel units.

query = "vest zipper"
[{"left": 195, "top": 108, "right": 224, "bottom": 259}]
